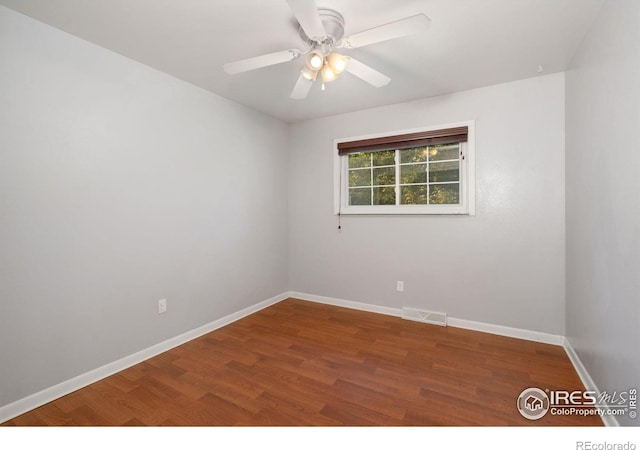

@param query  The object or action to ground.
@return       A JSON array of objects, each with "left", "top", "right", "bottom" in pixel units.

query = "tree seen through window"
[{"left": 348, "top": 144, "right": 460, "bottom": 206}]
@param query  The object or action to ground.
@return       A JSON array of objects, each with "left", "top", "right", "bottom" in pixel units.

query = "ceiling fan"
[{"left": 223, "top": 0, "right": 431, "bottom": 100}]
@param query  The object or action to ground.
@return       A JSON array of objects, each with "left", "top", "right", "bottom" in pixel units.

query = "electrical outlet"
[
  {"left": 396, "top": 281, "right": 404, "bottom": 292},
  {"left": 158, "top": 298, "right": 167, "bottom": 314}
]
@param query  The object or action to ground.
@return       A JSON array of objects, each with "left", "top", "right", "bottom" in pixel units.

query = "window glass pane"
[
  {"left": 373, "top": 187, "right": 395, "bottom": 205},
  {"left": 373, "top": 167, "right": 395, "bottom": 186},
  {"left": 400, "top": 164, "right": 427, "bottom": 184},
  {"left": 372, "top": 150, "right": 395, "bottom": 167},
  {"left": 400, "top": 185, "right": 428, "bottom": 205},
  {"left": 349, "top": 188, "right": 371, "bottom": 205},
  {"left": 400, "top": 147, "right": 427, "bottom": 164},
  {"left": 428, "top": 144, "right": 459, "bottom": 162},
  {"left": 349, "top": 153, "right": 371, "bottom": 169},
  {"left": 429, "top": 183, "right": 459, "bottom": 204},
  {"left": 429, "top": 161, "right": 459, "bottom": 183},
  {"left": 349, "top": 169, "right": 371, "bottom": 187}
]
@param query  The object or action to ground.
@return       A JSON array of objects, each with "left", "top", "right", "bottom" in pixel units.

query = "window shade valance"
[{"left": 337, "top": 126, "right": 468, "bottom": 156}]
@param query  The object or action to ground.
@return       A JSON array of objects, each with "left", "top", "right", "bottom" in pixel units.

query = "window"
[{"left": 334, "top": 121, "right": 475, "bottom": 215}]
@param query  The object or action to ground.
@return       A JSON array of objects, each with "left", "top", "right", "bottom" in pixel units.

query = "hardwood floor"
[{"left": 2, "top": 298, "right": 602, "bottom": 426}]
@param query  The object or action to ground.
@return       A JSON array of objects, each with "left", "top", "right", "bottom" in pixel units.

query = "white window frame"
[{"left": 333, "top": 120, "right": 475, "bottom": 215}]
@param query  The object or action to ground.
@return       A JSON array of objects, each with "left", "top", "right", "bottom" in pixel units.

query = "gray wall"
[
  {"left": 288, "top": 74, "right": 567, "bottom": 335},
  {"left": 565, "top": 0, "right": 640, "bottom": 426},
  {"left": 0, "top": 6, "right": 289, "bottom": 407}
]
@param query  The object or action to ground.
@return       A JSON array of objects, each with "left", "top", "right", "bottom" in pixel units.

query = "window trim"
[{"left": 333, "top": 120, "right": 475, "bottom": 216}]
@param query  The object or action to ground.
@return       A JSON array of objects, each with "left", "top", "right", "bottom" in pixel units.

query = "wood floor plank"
[
  {"left": 1, "top": 298, "right": 603, "bottom": 426},
  {"left": 321, "top": 398, "right": 406, "bottom": 426},
  {"left": 331, "top": 379, "right": 407, "bottom": 420}
]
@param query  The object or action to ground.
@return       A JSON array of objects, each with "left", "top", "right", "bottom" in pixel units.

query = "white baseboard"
[
  {"left": 563, "top": 337, "right": 619, "bottom": 427},
  {"left": 446, "top": 317, "right": 564, "bottom": 345},
  {"left": 0, "top": 292, "right": 288, "bottom": 424},
  {"left": 288, "top": 291, "right": 402, "bottom": 318},
  {"left": 289, "top": 291, "right": 564, "bottom": 345}
]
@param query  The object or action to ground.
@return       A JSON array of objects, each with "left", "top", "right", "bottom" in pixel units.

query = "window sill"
[{"left": 338, "top": 205, "right": 473, "bottom": 215}]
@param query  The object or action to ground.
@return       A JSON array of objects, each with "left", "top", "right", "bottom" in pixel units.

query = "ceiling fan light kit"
[
  {"left": 304, "top": 49, "right": 348, "bottom": 85},
  {"left": 222, "top": 0, "right": 431, "bottom": 100}
]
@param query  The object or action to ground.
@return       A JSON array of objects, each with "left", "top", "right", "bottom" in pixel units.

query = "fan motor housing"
[{"left": 298, "top": 8, "right": 345, "bottom": 46}]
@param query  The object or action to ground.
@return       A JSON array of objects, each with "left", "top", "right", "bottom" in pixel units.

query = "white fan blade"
[
  {"left": 342, "top": 14, "right": 430, "bottom": 49},
  {"left": 223, "top": 49, "right": 300, "bottom": 75},
  {"left": 286, "top": 0, "right": 326, "bottom": 40},
  {"left": 290, "top": 73, "right": 314, "bottom": 100},
  {"left": 345, "top": 58, "right": 391, "bottom": 87}
]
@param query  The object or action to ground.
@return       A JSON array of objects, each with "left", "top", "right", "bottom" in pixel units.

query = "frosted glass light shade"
[
  {"left": 306, "top": 51, "right": 323, "bottom": 71},
  {"left": 301, "top": 66, "right": 318, "bottom": 81},
  {"left": 327, "top": 52, "right": 348, "bottom": 74},
  {"left": 321, "top": 64, "right": 337, "bottom": 82}
]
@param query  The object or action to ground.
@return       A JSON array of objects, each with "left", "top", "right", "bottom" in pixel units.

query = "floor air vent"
[{"left": 401, "top": 307, "right": 447, "bottom": 326}]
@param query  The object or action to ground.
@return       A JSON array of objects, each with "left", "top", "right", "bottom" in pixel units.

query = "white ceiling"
[{"left": 0, "top": 0, "right": 604, "bottom": 123}]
